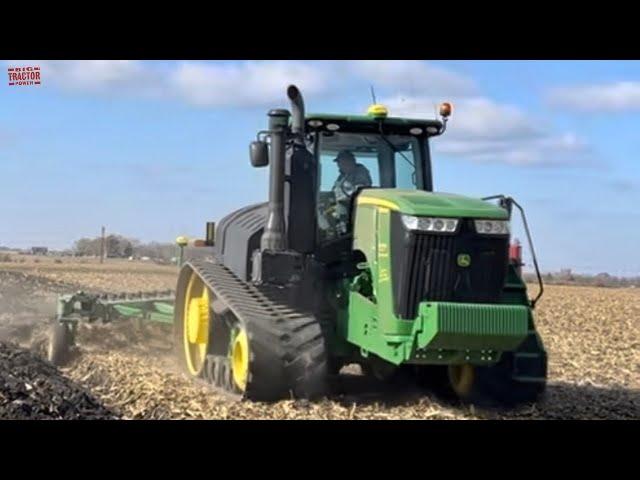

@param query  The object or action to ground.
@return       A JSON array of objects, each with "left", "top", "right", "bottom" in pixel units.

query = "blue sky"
[{"left": 1, "top": 60, "right": 639, "bottom": 275}]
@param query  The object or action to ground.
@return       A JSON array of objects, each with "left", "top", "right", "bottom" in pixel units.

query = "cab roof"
[{"left": 303, "top": 113, "right": 443, "bottom": 136}]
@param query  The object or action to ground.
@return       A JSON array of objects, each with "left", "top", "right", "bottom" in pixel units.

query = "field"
[{"left": 1, "top": 255, "right": 638, "bottom": 420}]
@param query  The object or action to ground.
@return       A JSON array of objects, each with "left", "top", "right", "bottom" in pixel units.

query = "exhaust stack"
[
  {"left": 287, "top": 84, "right": 305, "bottom": 142},
  {"left": 260, "top": 108, "right": 290, "bottom": 252},
  {"left": 260, "top": 85, "right": 307, "bottom": 253}
]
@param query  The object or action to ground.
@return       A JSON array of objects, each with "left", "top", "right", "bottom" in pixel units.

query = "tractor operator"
[
  {"left": 326, "top": 150, "right": 372, "bottom": 235},
  {"left": 332, "top": 150, "right": 372, "bottom": 204}
]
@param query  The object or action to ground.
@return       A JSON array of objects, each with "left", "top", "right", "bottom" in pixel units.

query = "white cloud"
[
  {"left": 168, "top": 61, "right": 331, "bottom": 107},
  {"left": 548, "top": 81, "right": 640, "bottom": 111},
  {"left": 382, "top": 94, "right": 589, "bottom": 166},
  {"left": 385, "top": 96, "right": 543, "bottom": 141},
  {"left": 3, "top": 60, "right": 593, "bottom": 167},
  {"left": 166, "top": 60, "right": 476, "bottom": 107},
  {"left": 20, "top": 60, "right": 149, "bottom": 94},
  {"left": 6, "top": 60, "right": 476, "bottom": 108}
]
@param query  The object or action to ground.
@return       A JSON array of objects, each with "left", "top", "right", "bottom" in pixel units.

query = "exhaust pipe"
[
  {"left": 287, "top": 84, "right": 305, "bottom": 142},
  {"left": 260, "top": 85, "right": 306, "bottom": 252},
  {"left": 260, "top": 108, "right": 290, "bottom": 252}
]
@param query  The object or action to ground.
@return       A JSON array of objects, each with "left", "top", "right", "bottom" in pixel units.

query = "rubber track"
[{"left": 186, "top": 258, "right": 328, "bottom": 401}]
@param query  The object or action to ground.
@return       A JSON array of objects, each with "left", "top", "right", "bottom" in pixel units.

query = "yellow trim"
[
  {"left": 182, "top": 272, "right": 210, "bottom": 376},
  {"left": 231, "top": 328, "right": 249, "bottom": 391},
  {"left": 357, "top": 196, "right": 399, "bottom": 211},
  {"left": 379, "top": 268, "right": 390, "bottom": 283}
]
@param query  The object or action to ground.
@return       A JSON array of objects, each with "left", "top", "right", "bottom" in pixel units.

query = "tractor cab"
[
  {"left": 245, "top": 87, "right": 454, "bottom": 274},
  {"left": 304, "top": 108, "right": 446, "bottom": 243}
]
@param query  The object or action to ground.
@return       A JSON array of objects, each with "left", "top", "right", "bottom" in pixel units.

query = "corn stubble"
[{"left": 1, "top": 263, "right": 638, "bottom": 420}]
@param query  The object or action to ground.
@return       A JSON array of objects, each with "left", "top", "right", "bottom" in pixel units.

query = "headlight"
[
  {"left": 401, "top": 215, "right": 459, "bottom": 233},
  {"left": 474, "top": 219, "right": 510, "bottom": 235}
]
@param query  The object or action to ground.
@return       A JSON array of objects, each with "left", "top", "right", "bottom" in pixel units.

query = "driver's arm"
[{"left": 352, "top": 166, "right": 372, "bottom": 189}]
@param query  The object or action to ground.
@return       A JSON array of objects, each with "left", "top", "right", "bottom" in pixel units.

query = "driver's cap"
[{"left": 334, "top": 150, "right": 355, "bottom": 163}]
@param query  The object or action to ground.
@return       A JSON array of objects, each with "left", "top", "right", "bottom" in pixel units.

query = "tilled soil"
[
  {"left": 1, "top": 264, "right": 639, "bottom": 420},
  {"left": 0, "top": 341, "right": 119, "bottom": 419}
]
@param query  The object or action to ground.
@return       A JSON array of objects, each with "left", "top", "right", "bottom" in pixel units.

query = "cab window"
[{"left": 316, "top": 131, "right": 423, "bottom": 242}]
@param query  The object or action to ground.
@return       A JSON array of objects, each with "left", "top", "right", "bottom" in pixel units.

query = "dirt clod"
[{"left": 0, "top": 341, "right": 119, "bottom": 419}]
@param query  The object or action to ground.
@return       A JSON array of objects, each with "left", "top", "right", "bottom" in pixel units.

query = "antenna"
[{"left": 370, "top": 85, "right": 377, "bottom": 104}]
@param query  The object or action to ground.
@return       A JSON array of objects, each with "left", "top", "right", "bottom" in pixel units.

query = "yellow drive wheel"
[
  {"left": 448, "top": 364, "right": 476, "bottom": 398},
  {"left": 230, "top": 328, "right": 249, "bottom": 392},
  {"left": 182, "top": 272, "right": 210, "bottom": 376}
]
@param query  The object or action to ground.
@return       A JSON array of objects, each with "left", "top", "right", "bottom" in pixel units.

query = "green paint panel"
[
  {"left": 147, "top": 312, "right": 175, "bottom": 324},
  {"left": 113, "top": 304, "right": 174, "bottom": 324},
  {"left": 153, "top": 302, "right": 174, "bottom": 315},
  {"left": 360, "top": 189, "right": 509, "bottom": 219},
  {"left": 113, "top": 305, "right": 144, "bottom": 317},
  {"left": 414, "top": 302, "right": 529, "bottom": 352},
  {"left": 348, "top": 199, "right": 531, "bottom": 367},
  {"left": 346, "top": 292, "right": 412, "bottom": 365}
]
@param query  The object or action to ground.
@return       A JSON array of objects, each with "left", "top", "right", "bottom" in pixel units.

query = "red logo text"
[{"left": 8, "top": 66, "right": 41, "bottom": 86}]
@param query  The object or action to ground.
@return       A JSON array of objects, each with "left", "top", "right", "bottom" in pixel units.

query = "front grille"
[{"left": 391, "top": 216, "right": 509, "bottom": 319}]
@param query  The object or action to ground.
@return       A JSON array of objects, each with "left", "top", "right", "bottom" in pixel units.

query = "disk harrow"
[{"left": 47, "top": 289, "right": 175, "bottom": 365}]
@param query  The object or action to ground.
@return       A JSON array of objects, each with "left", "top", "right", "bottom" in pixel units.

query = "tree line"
[{"left": 73, "top": 235, "right": 177, "bottom": 261}]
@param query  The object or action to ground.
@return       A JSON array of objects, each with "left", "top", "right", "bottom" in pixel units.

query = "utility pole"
[{"left": 100, "top": 226, "right": 106, "bottom": 263}]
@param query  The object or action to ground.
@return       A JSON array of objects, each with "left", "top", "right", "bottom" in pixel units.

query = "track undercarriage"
[{"left": 174, "top": 259, "right": 329, "bottom": 401}]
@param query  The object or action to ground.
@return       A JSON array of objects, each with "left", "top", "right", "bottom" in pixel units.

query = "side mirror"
[{"left": 250, "top": 141, "right": 269, "bottom": 167}]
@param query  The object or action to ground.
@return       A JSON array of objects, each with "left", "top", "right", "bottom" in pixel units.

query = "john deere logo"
[{"left": 457, "top": 254, "right": 471, "bottom": 267}]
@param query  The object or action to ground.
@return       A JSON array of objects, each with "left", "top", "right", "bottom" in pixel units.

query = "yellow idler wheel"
[
  {"left": 182, "top": 272, "right": 211, "bottom": 376},
  {"left": 230, "top": 328, "right": 249, "bottom": 392},
  {"left": 448, "top": 364, "right": 476, "bottom": 398}
]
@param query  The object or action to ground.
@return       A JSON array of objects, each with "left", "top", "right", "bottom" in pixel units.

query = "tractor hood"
[{"left": 357, "top": 189, "right": 509, "bottom": 219}]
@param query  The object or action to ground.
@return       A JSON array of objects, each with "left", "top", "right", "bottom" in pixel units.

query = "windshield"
[
  {"left": 315, "top": 131, "right": 428, "bottom": 241},
  {"left": 317, "top": 132, "right": 423, "bottom": 192}
]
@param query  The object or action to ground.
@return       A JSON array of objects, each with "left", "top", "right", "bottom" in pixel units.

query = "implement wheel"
[
  {"left": 174, "top": 268, "right": 211, "bottom": 377},
  {"left": 47, "top": 320, "right": 73, "bottom": 366}
]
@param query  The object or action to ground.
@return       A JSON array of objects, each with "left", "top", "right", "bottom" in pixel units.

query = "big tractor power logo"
[{"left": 7, "top": 66, "right": 41, "bottom": 86}]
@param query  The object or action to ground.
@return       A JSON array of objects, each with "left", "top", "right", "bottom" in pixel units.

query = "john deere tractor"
[
  {"left": 48, "top": 84, "right": 547, "bottom": 406},
  {"left": 173, "top": 85, "right": 547, "bottom": 405}
]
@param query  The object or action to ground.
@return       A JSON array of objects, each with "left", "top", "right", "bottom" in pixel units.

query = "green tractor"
[{"left": 173, "top": 85, "right": 548, "bottom": 405}]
